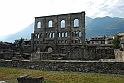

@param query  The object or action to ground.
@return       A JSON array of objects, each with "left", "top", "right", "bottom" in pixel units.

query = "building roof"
[{"left": 117, "top": 32, "right": 124, "bottom": 36}]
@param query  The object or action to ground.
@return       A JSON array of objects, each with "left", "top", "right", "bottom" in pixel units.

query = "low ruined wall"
[
  {"left": 0, "top": 60, "right": 124, "bottom": 75},
  {"left": 32, "top": 48, "right": 115, "bottom": 60},
  {"left": 114, "top": 49, "right": 124, "bottom": 61},
  {"left": 0, "top": 52, "right": 14, "bottom": 60},
  {"left": 67, "top": 48, "right": 115, "bottom": 60}
]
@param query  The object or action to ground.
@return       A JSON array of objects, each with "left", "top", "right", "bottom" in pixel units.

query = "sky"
[{"left": 0, "top": 0, "right": 124, "bottom": 37}]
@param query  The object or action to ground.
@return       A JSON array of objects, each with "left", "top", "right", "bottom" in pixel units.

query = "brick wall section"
[{"left": 0, "top": 60, "right": 124, "bottom": 75}]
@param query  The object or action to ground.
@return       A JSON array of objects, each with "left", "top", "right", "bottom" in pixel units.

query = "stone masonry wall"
[
  {"left": 31, "top": 12, "right": 85, "bottom": 53},
  {"left": 114, "top": 49, "right": 124, "bottom": 61},
  {"left": 30, "top": 48, "right": 115, "bottom": 60},
  {"left": 0, "top": 60, "right": 124, "bottom": 75}
]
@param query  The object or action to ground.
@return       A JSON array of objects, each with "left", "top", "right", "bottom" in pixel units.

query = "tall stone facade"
[{"left": 31, "top": 11, "right": 85, "bottom": 54}]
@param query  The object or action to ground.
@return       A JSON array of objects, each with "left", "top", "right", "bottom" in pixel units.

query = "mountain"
[
  {"left": 85, "top": 16, "right": 93, "bottom": 25},
  {"left": 0, "top": 34, "right": 13, "bottom": 42},
  {"left": 0, "top": 35, "right": 11, "bottom": 41},
  {"left": 86, "top": 16, "right": 124, "bottom": 39},
  {"left": 3, "top": 23, "right": 34, "bottom": 42},
  {"left": 0, "top": 16, "right": 124, "bottom": 42}
]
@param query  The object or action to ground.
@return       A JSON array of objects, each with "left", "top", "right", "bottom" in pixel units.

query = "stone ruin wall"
[
  {"left": 0, "top": 60, "right": 123, "bottom": 75},
  {"left": 31, "top": 12, "right": 85, "bottom": 54},
  {"left": 114, "top": 49, "right": 124, "bottom": 61},
  {"left": 0, "top": 43, "right": 115, "bottom": 60},
  {"left": 30, "top": 11, "right": 116, "bottom": 61},
  {"left": 0, "top": 43, "right": 15, "bottom": 60},
  {"left": 30, "top": 47, "right": 115, "bottom": 60},
  {"left": 0, "top": 41, "right": 32, "bottom": 60}
]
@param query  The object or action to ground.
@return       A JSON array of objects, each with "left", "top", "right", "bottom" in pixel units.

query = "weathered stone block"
[{"left": 17, "top": 75, "right": 44, "bottom": 83}]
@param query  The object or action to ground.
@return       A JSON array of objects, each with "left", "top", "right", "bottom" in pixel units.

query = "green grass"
[{"left": 0, "top": 67, "right": 124, "bottom": 83}]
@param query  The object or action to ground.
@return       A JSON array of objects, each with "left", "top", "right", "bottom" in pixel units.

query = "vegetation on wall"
[{"left": 81, "top": 45, "right": 85, "bottom": 49}]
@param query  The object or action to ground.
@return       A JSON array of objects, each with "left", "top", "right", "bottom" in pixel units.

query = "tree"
[{"left": 112, "top": 34, "right": 120, "bottom": 49}]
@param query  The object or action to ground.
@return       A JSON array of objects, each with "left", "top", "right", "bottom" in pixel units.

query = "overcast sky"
[{"left": 0, "top": 0, "right": 124, "bottom": 37}]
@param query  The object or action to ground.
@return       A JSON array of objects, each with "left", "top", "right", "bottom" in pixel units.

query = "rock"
[{"left": 17, "top": 75, "right": 44, "bottom": 83}]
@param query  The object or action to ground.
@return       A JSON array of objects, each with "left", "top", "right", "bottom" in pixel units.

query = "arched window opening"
[
  {"left": 52, "top": 33, "right": 55, "bottom": 38},
  {"left": 38, "top": 34, "right": 40, "bottom": 38},
  {"left": 49, "top": 33, "right": 52, "bottom": 38},
  {"left": 49, "top": 33, "right": 54, "bottom": 38},
  {"left": 37, "top": 22, "right": 41, "bottom": 28},
  {"left": 58, "top": 33, "right": 61, "bottom": 37},
  {"left": 61, "top": 20, "right": 65, "bottom": 28},
  {"left": 72, "top": 32, "right": 74, "bottom": 37},
  {"left": 75, "top": 32, "right": 79, "bottom": 37},
  {"left": 62, "top": 32, "right": 64, "bottom": 37},
  {"left": 48, "top": 20, "right": 52, "bottom": 27},
  {"left": 79, "top": 32, "right": 82, "bottom": 37},
  {"left": 74, "top": 19, "right": 79, "bottom": 27},
  {"left": 35, "top": 34, "right": 37, "bottom": 38},
  {"left": 65, "top": 32, "right": 68, "bottom": 37}
]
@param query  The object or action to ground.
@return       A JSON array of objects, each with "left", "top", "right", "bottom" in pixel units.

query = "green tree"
[{"left": 112, "top": 34, "right": 120, "bottom": 49}]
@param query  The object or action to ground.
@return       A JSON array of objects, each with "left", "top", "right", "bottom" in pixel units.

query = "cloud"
[
  {"left": 0, "top": 0, "right": 124, "bottom": 37},
  {"left": 87, "top": 0, "right": 124, "bottom": 18}
]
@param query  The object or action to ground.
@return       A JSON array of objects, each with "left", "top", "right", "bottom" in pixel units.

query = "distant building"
[
  {"left": 88, "top": 35, "right": 113, "bottom": 48},
  {"left": 117, "top": 32, "right": 124, "bottom": 51}
]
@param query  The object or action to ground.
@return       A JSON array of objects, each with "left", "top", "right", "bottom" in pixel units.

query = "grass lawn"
[{"left": 0, "top": 67, "right": 124, "bottom": 83}]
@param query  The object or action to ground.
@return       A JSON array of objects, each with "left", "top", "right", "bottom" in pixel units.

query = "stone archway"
[{"left": 45, "top": 46, "right": 53, "bottom": 53}]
